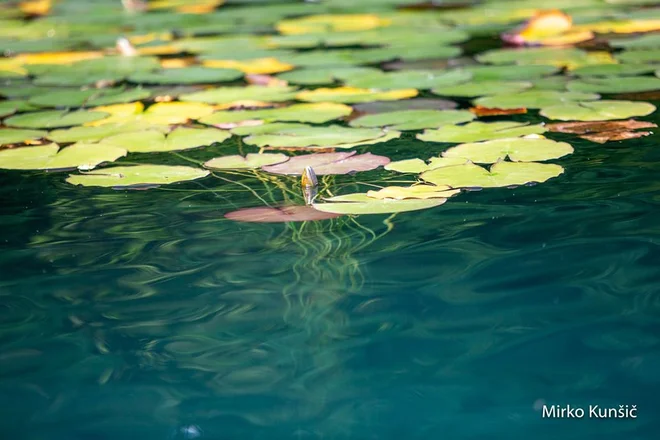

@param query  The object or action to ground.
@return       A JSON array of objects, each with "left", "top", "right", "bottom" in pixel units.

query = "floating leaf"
[
  {"left": 244, "top": 125, "right": 391, "bottom": 148},
  {"left": 546, "top": 119, "right": 657, "bottom": 143},
  {"left": 262, "top": 151, "right": 390, "bottom": 175},
  {"left": 204, "top": 153, "right": 289, "bottom": 170},
  {"left": 0, "top": 128, "right": 47, "bottom": 146},
  {"left": 572, "top": 64, "right": 657, "bottom": 77},
  {"left": 352, "top": 98, "right": 458, "bottom": 114},
  {"left": 615, "top": 49, "right": 660, "bottom": 64},
  {"left": 0, "top": 143, "right": 126, "bottom": 171},
  {"left": 88, "top": 102, "right": 215, "bottom": 126},
  {"left": 465, "top": 65, "right": 560, "bottom": 81},
  {"left": 129, "top": 67, "right": 243, "bottom": 84},
  {"left": 418, "top": 121, "right": 546, "bottom": 143},
  {"left": 202, "top": 58, "right": 294, "bottom": 75},
  {"left": 66, "top": 165, "right": 210, "bottom": 188},
  {"left": 5, "top": 110, "right": 109, "bottom": 129},
  {"left": 470, "top": 106, "right": 528, "bottom": 117},
  {"left": 384, "top": 157, "right": 468, "bottom": 174},
  {"left": 476, "top": 47, "right": 614, "bottom": 69},
  {"left": 100, "top": 127, "right": 231, "bottom": 153},
  {"left": 296, "top": 87, "right": 418, "bottom": 103},
  {"left": 432, "top": 80, "right": 532, "bottom": 97},
  {"left": 180, "top": 85, "right": 298, "bottom": 105},
  {"left": 225, "top": 206, "right": 341, "bottom": 223},
  {"left": 277, "top": 67, "right": 381, "bottom": 85},
  {"left": 474, "top": 90, "right": 599, "bottom": 109},
  {"left": 567, "top": 76, "right": 660, "bottom": 94},
  {"left": 610, "top": 33, "right": 660, "bottom": 50},
  {"left": 312, "top": 193, "right": 446, "bottom": 215},
  {"left": 276, "top": 14, "right": 390, "bottom": 35},
  {"left": 28, "top": 88, "right": 152, "bottom": 108},
  {"left": 366, "top": 185, "right": 460, "bottom": 200},
  {"left": 200, "top": 103, "right": 352, "bottom": 126},
  {"left": 540, "top": 100, "right": 656, "bottom": 121},
  {"left": 442, "top": 137, "right": 574, "bottom": 164},
  {"left": 48, "top": 123, "right": 169, "bottom": 143},
  {"left": 421, "top": 161, "right": 564, "bottom": 189},
  {"left": 349, "top": 109, "right": 475, "bottom": 131},
  {"left": 345, "top": 70, "right": 472, "bottom": 91}
]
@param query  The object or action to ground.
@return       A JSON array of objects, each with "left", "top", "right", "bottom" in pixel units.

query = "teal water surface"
[{"left": 1, "top": 123, "right": 660, "bottom": 439}]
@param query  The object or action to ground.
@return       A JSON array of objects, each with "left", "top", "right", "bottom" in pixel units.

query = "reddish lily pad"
[
  {"left": 225, "top": 205, "right": 341, "bottom": 223},
  {"left": 261, "top": 151, "right": 390, "bottom": 176}
]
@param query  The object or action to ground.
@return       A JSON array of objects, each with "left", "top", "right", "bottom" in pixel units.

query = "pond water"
[{"left": 2, "top": 1, "right": 660, "bottom": 439}]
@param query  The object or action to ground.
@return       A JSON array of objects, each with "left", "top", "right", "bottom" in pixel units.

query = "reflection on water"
[{"left": 1, "top": 132, "right": 660, "bottom": 439}]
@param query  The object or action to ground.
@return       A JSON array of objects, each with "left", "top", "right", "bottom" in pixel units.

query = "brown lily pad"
[
  {"left": 261, "top": 151, "right": 390, "bottom": 176},
  {"left": 470, "top": 106, "right": 528, "bottom": 117},
  {"left": 546, "top": 119, "right": 657, "bottom": 144},
  {"left": 225, "top": 205, "right": 341, "bottom": 223},
  {"left": 611, "top": 91, "right": 660, "bottom": 101}
]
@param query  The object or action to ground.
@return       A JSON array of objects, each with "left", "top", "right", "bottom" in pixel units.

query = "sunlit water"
[{"left": 2, "top": 116, "right": 660, "bottom": 439}]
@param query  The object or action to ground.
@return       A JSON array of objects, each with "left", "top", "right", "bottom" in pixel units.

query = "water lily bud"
[
  {"left": 116, "top": 37, "right": 137, "bottom": 57},
  {"left": 301, "top": 166, "right": 318, "bottom": 188}
]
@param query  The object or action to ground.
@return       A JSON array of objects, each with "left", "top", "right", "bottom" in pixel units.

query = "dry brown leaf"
[
  {"left": 546, "top": 119, "right": 656, "bottom": 134},
  {"left": 580, "top": 130, "right": 652, "bottom": 144},
  {"left": 470, "top": 106, "right": 528, "bottom": 116},
  {"left": 546, "top": 119, "right": 657, "bottom": 143}
]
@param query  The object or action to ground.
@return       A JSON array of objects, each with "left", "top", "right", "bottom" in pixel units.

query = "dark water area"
[{"left": 2, "top": 113, "right": 660, "bottom": 439}]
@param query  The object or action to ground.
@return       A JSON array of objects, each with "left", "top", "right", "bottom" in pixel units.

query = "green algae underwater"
[{"left": 2, "top": 0, "right": 660, "bottom": 439}]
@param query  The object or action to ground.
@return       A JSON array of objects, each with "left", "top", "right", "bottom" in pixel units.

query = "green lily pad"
[
  {"left": 610, "top": 33, "right": 660, "bottom": 50},
  {"left": 129, "top": 67, "right": 243, "bottom": 84},
  {"left": 474, "top": 90, "right": 600, "bottom": 109},
  {"left": 385, "top": 156, "right": 468, "bottom": 174},
  {"left": 345, "top": 69, "right": 472, "bottom": 91},
  {"left": 349, "top": 109, "right": 475, "bottom": 131},
  {"left": 277, "top": 67, "right": 380, "bottom": 85},
  {"left": 29, "top": 88, "right": 152, "bottom": 108},
  {"left": 199, "top": 103, "right": 352, "bottom": 126},
  {"left": 572, "top": 64, "right": 657, "bottom": 77},
  {"left": 540, "top": 100, "right": 656, "bottom": 121},
  {"left": 296, "top": 87, "right": 417, "bottom": 104},
  {"left": 0, "top": 143, "right": 126, "bottom": 171},
  {"left": 243, "top": 125, "right": 389, "bottom": 148},
  {"left": 66, "top": 165, "right": 210, "bottom": 188},
  {"left": 432, "top": 80, "right": 532, "bottom": 97},
  {"left": 100, "top": 127, "right": 231, "bottom": 153},
  {"left": 616, "top": 50, "right": 660, "bottom": 64},
  {"left": 48, "top": 123, "right": 170, "bottom": 143},
  {"left": 204, "top": 153, "right": 289, "bottom": 170},
  {"left": 0, "top": 128, "right": 48, "bottom": 146},
  {"left": 5, "top": 110, "right": 109, "bottom": 129},
  {"left": 476, "top": 47, "right": 590, "bottom": 66},
  {"left": 0, "top": 99, "right": 38, "bottom": 117},
  {"left": 312, "top": 193, "right": 446, "bottom": 215},
  {"left": 229, "top": 122, "right": 308, "bottom": 137},
  {"left": 464, "top": 65, "right": 559, "bottom": 80},
  {"left": 417, "top": 121, "right": 547, "bottom": 143},
  {"left": 442, "top": 137, "right": 574, "bottom": 164},
  {"left": 179, "top": 85, "right": 298, "bottom": 104},
  {"left": 30, "top": 56, "right": 162, "bottom": 86},
  {"left": 421, "top": 161, "right": 565, "bottom": 189},
  {"left": 566, "top": 76, "right": 660, "bottom": 93},
  {"left": 528, "top": 76, "right": 570, "bottom": 91}
]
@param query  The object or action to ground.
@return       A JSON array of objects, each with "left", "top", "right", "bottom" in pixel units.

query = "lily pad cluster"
[{"left": 1, "top": 0, "right": 659, "bottom": 219}]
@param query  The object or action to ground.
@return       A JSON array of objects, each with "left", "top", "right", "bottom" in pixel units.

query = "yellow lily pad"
[{"left": 296, "top": 86, "right": 418, "bottom": 103}]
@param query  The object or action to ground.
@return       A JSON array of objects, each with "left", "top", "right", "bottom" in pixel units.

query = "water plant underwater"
[{"left": 1, "top": 0, "right": 660, "bottom": 224}]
